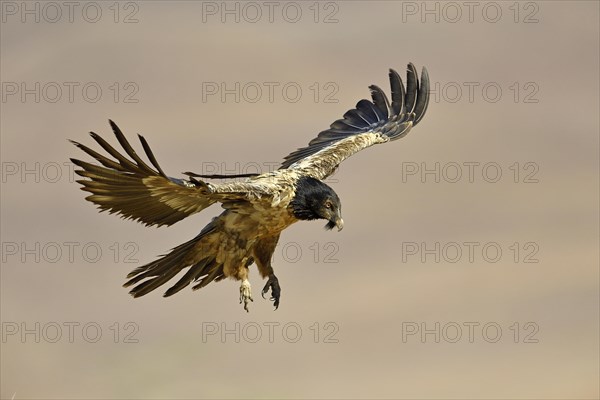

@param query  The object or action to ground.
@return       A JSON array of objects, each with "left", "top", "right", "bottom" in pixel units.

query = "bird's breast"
[{"left": 220, "top": 198, "right": 297, "bottom": 239}]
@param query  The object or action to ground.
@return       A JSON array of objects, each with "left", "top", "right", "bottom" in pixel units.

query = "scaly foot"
[{"left": 239, "top": 279, "right": 253, "bottom": 312}]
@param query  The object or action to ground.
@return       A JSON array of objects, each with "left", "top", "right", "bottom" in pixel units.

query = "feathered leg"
[
  {"left": 253, "top": 234, "right": 282, "bottom": 310},
  {"left": 236, "top": 258, "right": 253, "bottom": 312}
]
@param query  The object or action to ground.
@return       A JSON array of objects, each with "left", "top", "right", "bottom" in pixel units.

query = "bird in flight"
[{"left": 70, "top": 63, "right": 430, "bottom": 311}]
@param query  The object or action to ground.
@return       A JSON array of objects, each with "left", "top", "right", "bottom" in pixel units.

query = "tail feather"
[
  {"left": 128, "top": 268, "right": 183, "bottom": 298},
  {"left": 163, "top": 257, "right": 215, "bottom": 297},
  {"left": 124, "top": 226, "right": 224, "bottom": 298},
  {"left": 192, "top": 263, "right": 224, "bottom": 291},
  {"left": 124, "top": 239, "right": 196, "bottom": 284}
]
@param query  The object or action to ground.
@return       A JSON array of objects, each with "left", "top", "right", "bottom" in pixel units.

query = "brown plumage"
[{"left": 70, "top": 63, "right": 430, "bottom": 311}]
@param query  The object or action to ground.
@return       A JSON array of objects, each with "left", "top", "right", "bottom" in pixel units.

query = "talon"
[{"left": 262, "top": 275, "right": 281, "bottom": 310}]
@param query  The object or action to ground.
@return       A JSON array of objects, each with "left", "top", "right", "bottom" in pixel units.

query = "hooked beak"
[
  {"left": 335, "top": 217, "right": 344, "bottom": 231},
  {"left": 324, "top": 216, "right": 344, "bottom": 231}
]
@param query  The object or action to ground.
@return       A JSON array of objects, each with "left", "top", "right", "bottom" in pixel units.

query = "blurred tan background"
[{"left": 1, "top": 1, "right": 598, "bottom": 399}]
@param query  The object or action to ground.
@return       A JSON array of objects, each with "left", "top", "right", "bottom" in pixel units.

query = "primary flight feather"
[{"left": 70, "top": 63, "right": 430, "bottom": 311}]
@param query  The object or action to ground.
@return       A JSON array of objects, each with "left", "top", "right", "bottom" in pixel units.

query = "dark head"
[{"left": 290, "top": 176, "right": 343, "bottom": 231}]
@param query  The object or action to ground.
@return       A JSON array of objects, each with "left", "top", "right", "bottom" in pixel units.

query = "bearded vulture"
[{"left": 70, "top": 63, "right": 430, "bottom": 311}]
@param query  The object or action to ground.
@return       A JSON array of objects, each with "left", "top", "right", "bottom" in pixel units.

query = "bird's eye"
[{"left": 325, "top": 201, "right": 332, "bottom": 209}]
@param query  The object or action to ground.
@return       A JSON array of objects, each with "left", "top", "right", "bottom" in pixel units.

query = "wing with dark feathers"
[
  {"left": 70, "top": 120, "right": 263, "bottom": 227},
  {"left": 280, "top": 63, "right": 430, "bottom": 180}
]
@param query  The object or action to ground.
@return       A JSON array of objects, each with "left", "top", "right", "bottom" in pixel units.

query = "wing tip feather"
[{"left": 280, "top": 63, "right": 430, "bottom": 169}]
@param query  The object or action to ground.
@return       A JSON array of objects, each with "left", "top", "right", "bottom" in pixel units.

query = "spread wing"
[
  {"left": 70, "top": 120, "right": 271, "bottom": 227},
  {"left": 280, "top": 63, "right": 430, "bottom": 180}
]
